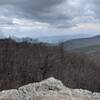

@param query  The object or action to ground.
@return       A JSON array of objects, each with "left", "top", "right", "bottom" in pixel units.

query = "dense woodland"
[{"left": 0, "top": 38, "right": 100, "bottom": 92}]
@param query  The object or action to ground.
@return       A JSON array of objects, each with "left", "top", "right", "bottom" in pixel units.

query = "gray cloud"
[
  {"left": 90, "top": 0, "right": 100, "bottom": 18},
  {"left": 0, "top": 0, "right": 66, "bottom": 15},
  {"left": 0, "top": 0, "right": 100, "bottom": 29},
  {"left": 0, "top": 0, "right": 69, "bottom": 28}
]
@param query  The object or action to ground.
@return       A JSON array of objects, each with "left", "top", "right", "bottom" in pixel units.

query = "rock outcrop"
[{"left": 0, "top": 77, "right": 100, "bottom": 100}]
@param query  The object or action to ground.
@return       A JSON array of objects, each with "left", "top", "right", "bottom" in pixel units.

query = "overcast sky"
[{"left": 0, "top": 0, "right": 100, "bottom": 38}]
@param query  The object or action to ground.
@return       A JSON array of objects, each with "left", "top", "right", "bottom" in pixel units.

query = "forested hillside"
[
  {"left": 64, "top": 35, "right": 100, "bottom": 50},
  {"left": 64, "top": 35, "right": 100, "bottom": 64},
  {"left": 0, "top": 38, "right": 100, "bottom": 92}
]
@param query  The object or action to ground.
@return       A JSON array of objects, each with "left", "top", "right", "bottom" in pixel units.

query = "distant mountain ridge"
[
  {"left": 2, "top": 33, "right": 97, "bottom": 44},
  {"left": 38, "top": 34, "right": 94, "bottom": 43},
  {"left": 64, "top": 35, "right": 100, "bottom": 50},
  {"left": 63, "top": 35, "right": 100, "bottom": 64}
]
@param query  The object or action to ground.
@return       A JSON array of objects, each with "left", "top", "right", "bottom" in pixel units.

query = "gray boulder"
[{"left": 0, "top": 77, "right": 99, "bottom": 100}]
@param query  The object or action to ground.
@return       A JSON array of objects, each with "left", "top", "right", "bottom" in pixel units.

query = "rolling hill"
[
  {"left": 64, "top": 35, "right": 100, "bottom": 50},
  {"left": 64, "top": 35, "right": 100, "bottom": 64},
  {"left": 38, "top": 34, "right": 93, "bottom": 43}
]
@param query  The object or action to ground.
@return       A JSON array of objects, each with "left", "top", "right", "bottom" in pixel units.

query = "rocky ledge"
[{"left": 0, "top": 77, "right": 100, "bottom": 100}]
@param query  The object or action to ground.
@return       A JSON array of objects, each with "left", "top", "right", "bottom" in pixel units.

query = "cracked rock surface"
[{"left": 0, "top": 77, "right": 100, "bottom": 100}]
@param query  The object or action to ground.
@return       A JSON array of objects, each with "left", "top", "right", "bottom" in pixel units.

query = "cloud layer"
[{"left": 0, "top": 0, "right": 100, "bottom": 37}]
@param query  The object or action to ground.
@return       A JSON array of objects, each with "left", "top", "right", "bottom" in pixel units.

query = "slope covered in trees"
[
  {"left": 63, "top": 35, "right": 100, "bottom": 64},
  {"left": 0, "top": 38, "right": 100, "bottom": 92}
]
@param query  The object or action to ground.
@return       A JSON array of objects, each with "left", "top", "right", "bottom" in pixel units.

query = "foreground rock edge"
[{"left": 0, "top": 77, "right": 100, "bottom": 100}]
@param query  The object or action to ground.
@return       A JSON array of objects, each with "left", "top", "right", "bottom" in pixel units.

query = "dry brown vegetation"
[{"left": 0, "top": 38, "right": 100, "bottom": 92}]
